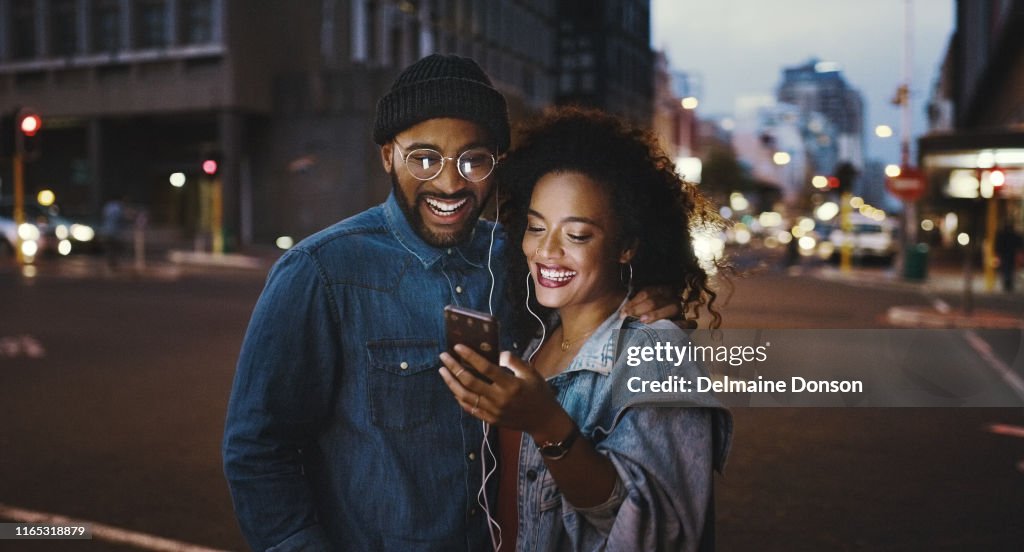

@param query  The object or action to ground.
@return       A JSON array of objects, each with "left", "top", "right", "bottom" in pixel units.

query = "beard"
[{"left": 390, "top": 169, "right": 485, "bottom": 248}]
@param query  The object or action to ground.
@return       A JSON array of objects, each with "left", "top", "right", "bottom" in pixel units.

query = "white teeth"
[
  {"left": 424, "top": 197, "right": 468, "bottom": 215},
  {"left": 539, "top": 267, "right": 576, "bottom": 282}
]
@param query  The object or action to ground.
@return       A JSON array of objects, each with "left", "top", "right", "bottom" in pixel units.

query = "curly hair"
[{"left": 498, "top": 106, "right": 727, "bottom": 341}]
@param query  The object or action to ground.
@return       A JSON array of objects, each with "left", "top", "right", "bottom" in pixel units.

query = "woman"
[{"left": 439, "top": 107, "right": 732, "bottom": 551}]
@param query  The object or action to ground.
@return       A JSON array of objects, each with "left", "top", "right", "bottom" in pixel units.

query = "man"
[
  {"left": 995, "top": 222, "right": 1022, "bottom": 292},
  {"left": 223, "top": 54, "right": 677, "bottom": 551}
]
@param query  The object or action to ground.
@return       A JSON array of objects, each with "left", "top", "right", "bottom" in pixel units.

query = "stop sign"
[{"left": 886, "top": 166, "right": 927, "bottom": 202}]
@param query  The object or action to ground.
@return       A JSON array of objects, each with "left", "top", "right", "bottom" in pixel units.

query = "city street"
[{"left": 1, "top": 253, "right": 1022, "bottom": 551}]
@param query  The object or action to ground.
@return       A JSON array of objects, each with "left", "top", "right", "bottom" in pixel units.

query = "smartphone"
[{"left": 444, "top": 305, "right": 500, "bottom": 383}]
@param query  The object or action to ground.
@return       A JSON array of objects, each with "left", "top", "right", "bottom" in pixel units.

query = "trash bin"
[{"left": 903, "top": 243, "right": 929, "bottom": 281}]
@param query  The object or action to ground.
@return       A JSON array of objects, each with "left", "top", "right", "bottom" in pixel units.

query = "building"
[
  {"left": 0, "top": 0, "right": 562, "bottom": 248},
  {"left": 651, "top": 51, "right": 699, "bottom": 180},
  {"left": 918, "top": 0, "right": 1024, "bottom": 285},
  {"left": 776, "top": 58, "right": 866, "bottom": 173},
  {"left": 554, "top": 0, "right": 652, "bottom": 125}
]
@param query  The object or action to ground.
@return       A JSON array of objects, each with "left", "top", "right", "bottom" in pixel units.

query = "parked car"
[
  {"left": 822, "top": 214, "right": 898, "bottom": 264},
  {"left": 0, "top": 200, "right": 96, "bottom": 258}
]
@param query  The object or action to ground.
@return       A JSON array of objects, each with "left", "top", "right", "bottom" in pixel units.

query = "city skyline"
[{"left": 652, "top": 0, "right": 955, "bottom": 166}]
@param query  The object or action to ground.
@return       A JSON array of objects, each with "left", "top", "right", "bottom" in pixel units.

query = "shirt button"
[
  {"left": 399, "top": 362, "right": 409, "bottom": 370},
  {"left": 468, "top": 452, "right": 477, "bottom": 461},
  {"left": 447, "top": 248, "right": 453, "bottom": 255},
  {"left": 469, "top": 507, "right": 478, "bottom": 516},
  {"left": 526, "top": 469, "right": 537, "bottom": 481},
  {"left": 455, "top": 285, "right": 463, "bottom": 294}
]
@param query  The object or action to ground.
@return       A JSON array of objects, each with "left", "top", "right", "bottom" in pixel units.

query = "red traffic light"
[
  {"left": 827, "top": 176, "right": 840, "bottom": 189},
  {"left": 19, "top": 113, "right": 41, "bottom": 137},
  {"left": 202, "top": 159, "right": 218, "bottom": 175}
]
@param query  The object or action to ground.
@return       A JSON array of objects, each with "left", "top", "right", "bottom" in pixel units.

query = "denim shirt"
[
  {"left": 223, "top": 192, "right": 510, "bottom": 551},
  {"left": 512, "top": 312, "right": 732, "bottom": 552}
]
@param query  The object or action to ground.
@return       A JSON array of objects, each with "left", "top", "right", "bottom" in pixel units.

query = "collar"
[
  {"left": 382, "top": 191, "right": 492, "bottom": 269},
  {"left": 528, "top": 295, "right": 632, "bottom": 377}
]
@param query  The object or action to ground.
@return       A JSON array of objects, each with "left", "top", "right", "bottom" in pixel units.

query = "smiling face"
[
  {"left": 522, "top": 171, "right": 633, "bottom": 312},
  {"left": 380, "top": 118, "right": 494, "bottom": 247}
]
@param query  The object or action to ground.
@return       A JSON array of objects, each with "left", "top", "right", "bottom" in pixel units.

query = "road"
[
  {"left": 715, "top": 263, "right": 1024, "bottom": 550},
  {"left": 1, "top": 262, "right": 265, "bottom": 551},
  {"left": 0, "top": 254, "right": 1022, "bottom": 551}
]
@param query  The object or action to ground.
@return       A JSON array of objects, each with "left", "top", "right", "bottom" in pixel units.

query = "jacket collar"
[{"left": 526, "top": 295, "right": 632, "bottom": 377}]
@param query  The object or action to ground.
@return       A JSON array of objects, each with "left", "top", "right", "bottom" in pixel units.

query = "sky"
[{"left": 651, "top": 0, "right": 956, "bottom": 165}]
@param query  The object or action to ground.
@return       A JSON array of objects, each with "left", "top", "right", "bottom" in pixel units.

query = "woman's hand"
[
  {"left": 439, "top": 345, "right": 573, "bottom": 442},
  {"left": 442, "top": 347, "right": 622, "bottom": 509}
]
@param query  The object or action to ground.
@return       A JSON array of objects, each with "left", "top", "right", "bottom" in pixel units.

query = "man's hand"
[{"left": 621, "top": 285, "right": 684, "bottom": 324}]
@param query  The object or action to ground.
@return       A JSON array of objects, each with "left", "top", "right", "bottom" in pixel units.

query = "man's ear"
[{"left": 380, "top": 141, "right": 394, "bottom": 173}]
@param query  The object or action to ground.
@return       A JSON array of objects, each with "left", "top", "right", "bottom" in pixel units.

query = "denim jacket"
[
  {"left": 223, "top": 193, "right": 510, "bottom": 551},
  {"left": 512, "top": 312, "right": 732, "bottom": 552}
]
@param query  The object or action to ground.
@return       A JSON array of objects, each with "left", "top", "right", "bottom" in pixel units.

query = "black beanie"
[{"left": 373, "top": 54, "right": 510, "bottom": 152}]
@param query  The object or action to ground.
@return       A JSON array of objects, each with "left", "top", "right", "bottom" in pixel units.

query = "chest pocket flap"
[{"left": 366, "top": 339, "right": 443, "bottom": 430}]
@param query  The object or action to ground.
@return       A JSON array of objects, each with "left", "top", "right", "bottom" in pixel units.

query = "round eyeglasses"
[{"left": 393, "top": 141, "right": 496, "bottom": 182}]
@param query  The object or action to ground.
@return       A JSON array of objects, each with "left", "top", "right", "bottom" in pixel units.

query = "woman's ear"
[{"left": 619, "top": 239, "right": 638, "bottom": 264}]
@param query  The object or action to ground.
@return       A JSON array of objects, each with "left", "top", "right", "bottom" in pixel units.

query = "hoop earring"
[{"left": 619, "top": 262, "right": 633, "bottom": 289}]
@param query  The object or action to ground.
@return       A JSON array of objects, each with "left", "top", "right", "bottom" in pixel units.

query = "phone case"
[{"left": 444, "top": 305, "right": 499, "bottom": 383}]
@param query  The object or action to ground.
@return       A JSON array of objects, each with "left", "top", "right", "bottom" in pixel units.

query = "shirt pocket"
[
  {"left": 366, "top": 339, "right": 443, "bottom": 431},
  {"left": 538, "top": 468, "right": 563, "bottom": 513}
]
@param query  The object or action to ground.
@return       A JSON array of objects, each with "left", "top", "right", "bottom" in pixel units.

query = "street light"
[
  {"left": 37, "top": 189, "right": 55, "bottom": 206},
  {"left": 169, "top": 172, "right": 186, "bottom": 188},
  {"left": 875, "top": 125, "right": 894, "bottom": 138},
  {"left": 773, "top": 152, "right": 791, "bottom": 165},
  {"left": 681, "top": 96, "right": 699, "bottom": 110}
]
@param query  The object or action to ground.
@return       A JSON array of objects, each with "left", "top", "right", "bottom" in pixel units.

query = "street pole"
[
  {"left": 984, "top": 192, "right": 997, "bottom": 291},
  {"left": 13, "top": 151, "right": 25, "bottom": 265},
  {"left": 900, "top": 0, "right": 918, "bottom": 280},
  {"left": 840, "top": 192, "right": 852, "bottom": 272},
  {"left": 212, "top": 176, "right": 224, "bottom": 255}
]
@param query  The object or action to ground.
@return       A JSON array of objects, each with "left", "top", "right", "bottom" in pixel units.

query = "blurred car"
[
  {"left": 823, "top": 214, "right": 897, "bottom": 264},
  {"left": 1, "top": 202, "right": 50, "bottom": 259},
  {"left": 0, "top": 200, "right": 96, "bottom": 258}
]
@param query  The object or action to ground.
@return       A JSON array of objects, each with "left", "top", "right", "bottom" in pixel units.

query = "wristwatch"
[{"left": 536, "top": 423, "right": 581, "bottom": 460}]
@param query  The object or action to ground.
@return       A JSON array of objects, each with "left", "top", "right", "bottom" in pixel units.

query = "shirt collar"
[{"left": 382, "top": 191, "right": 491, "bottom": 269}]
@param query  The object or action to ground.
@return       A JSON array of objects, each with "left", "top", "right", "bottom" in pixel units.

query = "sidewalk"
[
  {"left": 1, "top": 237, "right": 283, "bottom": 282},
  {"left": 812, "top": 263, "right": 1024, "bottom": 329}
]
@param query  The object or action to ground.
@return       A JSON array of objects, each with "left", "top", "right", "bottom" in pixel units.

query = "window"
[
  {"left": 91, "top": 0, "right": 121, "bottom": 53},
  {"left": 50, "top": 0, "right": 78, "bottom": 57},
  {"left": 11, "top": 0, "right": 36, "bottom": 59},
  {"left": 179, "top": 0, "right": 214, "bottom": 45},
  {"left": 135, "top": 0, "right": 168, "bottom": 49}
]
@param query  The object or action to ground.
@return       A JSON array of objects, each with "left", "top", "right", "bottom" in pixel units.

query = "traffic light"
[
  {"left": 834, "top": 161, "right": 858, "bottom": 194},
  {"left": 202, "top": 158, "right": 218, "bottom": 175},
  {"left": 15, "top": 108, "right": 42, "bottom": 160},
  {"left": 201, "top": 152, "right": 221, "bottom": 176}
]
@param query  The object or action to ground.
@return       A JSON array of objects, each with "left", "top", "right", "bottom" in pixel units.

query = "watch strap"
[{"left": 536, "top": 422, "right": 580, "bottom": 460}]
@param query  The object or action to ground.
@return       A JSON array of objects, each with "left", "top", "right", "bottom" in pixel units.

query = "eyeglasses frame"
[{"left": 393, "top": 140, "right": 497, "bottom": 183}]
